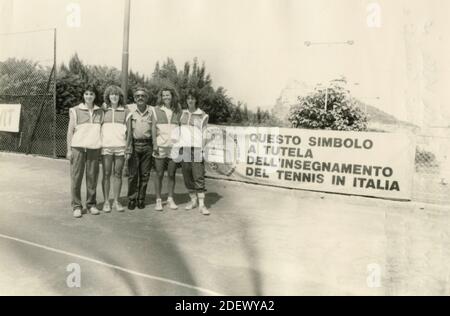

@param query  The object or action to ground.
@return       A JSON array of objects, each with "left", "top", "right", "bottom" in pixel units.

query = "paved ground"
[{"left": 0, "top": 152, "right": 449, "bottom": 296}]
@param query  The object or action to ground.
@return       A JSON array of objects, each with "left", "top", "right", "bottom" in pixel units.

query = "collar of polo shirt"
[{"left": 136, "top": 105, "right": 150, "bottom": 116}]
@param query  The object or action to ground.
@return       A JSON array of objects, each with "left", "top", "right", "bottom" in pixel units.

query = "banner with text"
[{"left": 204, "top": 126, "right": 416, "bottom": 200}]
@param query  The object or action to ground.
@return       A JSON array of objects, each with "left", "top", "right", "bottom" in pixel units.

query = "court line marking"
[{"left": 0, "top": 233, "right": 224, "bottom": 296}]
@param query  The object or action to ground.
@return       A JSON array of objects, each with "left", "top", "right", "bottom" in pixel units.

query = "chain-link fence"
[
  {"left": 413, "top": 132, "right": 450, "bottom": 205},
  {"left": 55, "top": 114, "right": 69, "bottom": 157},
  {"left": 0, "top": 28, "right": 60, "bottom": 157}
]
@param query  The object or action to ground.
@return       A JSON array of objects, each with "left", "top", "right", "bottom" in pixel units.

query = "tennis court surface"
[{"left": 0, "top": 153, "right": 449, "bottom": 295}]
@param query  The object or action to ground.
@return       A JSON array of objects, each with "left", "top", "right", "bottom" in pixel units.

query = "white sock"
[
  {"left": 198, "top": 193, "right": 205, "bottom": 207},
  {"left": 189, "top": 193, "right": 197, "bottom": 203}
]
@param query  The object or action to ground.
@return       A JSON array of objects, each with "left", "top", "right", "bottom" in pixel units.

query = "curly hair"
[
  {"left": 157, "top": 87, "right": 181, "bottom": 114},
  {"left": 103, "top": 85, "right": 125, "bottom": 107}
]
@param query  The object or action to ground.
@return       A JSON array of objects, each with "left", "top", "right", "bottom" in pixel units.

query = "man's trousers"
[{"left": 127, "top": 141, "right": 153, "bottom": 203}]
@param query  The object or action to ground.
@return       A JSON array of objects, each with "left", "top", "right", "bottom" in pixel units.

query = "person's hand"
[
  {"left": 125, "top": 153, "right": 131, "bottom": 161},
  {"left": 153, "top": 148, "right": 159, "bottom": 157}
]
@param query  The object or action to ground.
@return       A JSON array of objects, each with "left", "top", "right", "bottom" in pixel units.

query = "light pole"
[
  {"left": 305, "top": 40, "right": 354, "bottom": 111},
  {"left": 315, "top": 83, "right": 329, "bottom": 111},
  {"left": 304, "top": 40, "right": 354, "bottom": 47},
  {"left": 121, "top": 0, "right": 131, "bottom": 103}
]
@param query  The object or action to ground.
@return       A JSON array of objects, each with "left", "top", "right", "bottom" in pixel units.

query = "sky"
[{"left": 1, "top": 0, "right": 449, "bottom": 127}]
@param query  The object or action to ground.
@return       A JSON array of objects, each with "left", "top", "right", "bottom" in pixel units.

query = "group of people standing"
[{"left": 66, "top": 85, "right": 210, "bottom": 219}]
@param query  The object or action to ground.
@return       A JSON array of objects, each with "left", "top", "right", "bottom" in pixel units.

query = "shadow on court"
[{"left": 0, "top": 153, "right": 449, "bottom": 295}]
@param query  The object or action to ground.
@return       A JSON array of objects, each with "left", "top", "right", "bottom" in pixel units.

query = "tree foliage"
[
  {"left": 0, "top": 58, "right": 52, "bottom": 95},
  {"left": 1, "top": 54, "right": 280, "bottom": 125},
  {"left": 56, "top": 54, "right": 245, "bottom": 123},
  {"left": 288, "top": 79, "right": 368, "bottom": 131}
]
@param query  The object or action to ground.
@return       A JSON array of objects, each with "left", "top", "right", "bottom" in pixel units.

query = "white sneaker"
[
  {"left": 167, "top": 198, "right": 178, "bottom": 210},
  {"left": 73, "top": 208, "right": 82, "bottom": 218},
  {"left": 185, "top": 199, "right": 198, "bottom": 210},
  {"left": 102, "top": 201, "right": 111, "bottom": 213},
  {"left": 155, "top": 199, "right": 163, "bottom": 211},
  {"left": 113, "top": 200, "right": 125, "bottom": 212},
  {"left": 89, "top": 206, "right": 100, "bottom": 215},
  {"left": 199, "top": 205, "right": 210, "bottom": 216}
]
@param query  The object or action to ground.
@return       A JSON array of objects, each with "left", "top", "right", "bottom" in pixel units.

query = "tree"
[
  {"left": 56, "top": 70, "right": 86, "bottom": 114},
  {"left": 288, "top": 80, "right": 368, "bottom": 131},
  {"left": 55, "top": 54, "right": 239, "bottom": 124},
  {"left": 152, "top": 62, "right": 160, "bottom": 79},
  {"left": 87, "top": 64, "right": 121, "bottom": 102},
  {"left": 242, "top": 104, "right": 249, "bottom": 122},
  {"left": 256, "top": 107, "right": 262, "bottom": 124},
  {"left": 229, "top": 102, "right": 243, "bottom": 124},
  {"left": 68, "top": 53, "right": 88, "bottom": 82},
  {"left": 57, "top": 54, "right": 120, "bottom": 113},
  {"left": 155, "top": 58, "right": 178, "bottom": 84},
  {"left": 150, "top": 57, "right": 234, "bottom": 123},
  {"left": 202, "top": 86, "right": 232, "bottom": 123},
  {"left": 127, "top": 70, "right": 150, "bottom": 104},
  {"left": 0, "top": 58, "right": 52, "bottom": 95}
]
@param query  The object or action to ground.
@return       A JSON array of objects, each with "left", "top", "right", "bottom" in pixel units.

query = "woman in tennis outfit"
[
  {"left": 67, "top": 85, "right": 104, "bottom": 218},
  {"left": 100, "top": 85, "right": 131, "bottom": 213},
  {"left": 179, "top": 89, "right": 210, "bottom": 215},
  {"left": 151, "top": 88, "right": 182, "bottom": 211}
]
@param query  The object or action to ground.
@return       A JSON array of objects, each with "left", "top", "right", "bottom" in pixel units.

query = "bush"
[{"left": 288, "top": 80, "right": 368, "bottom": 131}]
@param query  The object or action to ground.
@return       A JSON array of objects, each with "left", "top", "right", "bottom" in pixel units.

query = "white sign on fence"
[
  {"left": 0, "top": 104, "right": 21, "bottom": 133},
  {"left": 204, "top": 127, "right": 416, "bottom": 200}
]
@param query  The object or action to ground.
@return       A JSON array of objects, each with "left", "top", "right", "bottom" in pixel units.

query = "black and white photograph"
[{"left": 0, "top": 0, "right": 449, "bottom": 299}]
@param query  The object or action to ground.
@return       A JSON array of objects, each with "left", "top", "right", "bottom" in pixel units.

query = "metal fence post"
[{"left": 53, "top": 28, "right": 57, "bottom": 158}]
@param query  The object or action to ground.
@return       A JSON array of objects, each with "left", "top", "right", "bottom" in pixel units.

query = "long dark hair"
[
  {"left": 183, "top": 88, "right": 201, "bottom": 110},
  {"left": 157, "top": 87, "right": 181, "bottom": 114}
]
